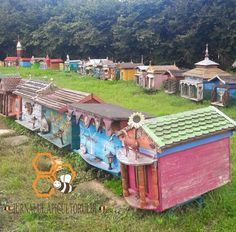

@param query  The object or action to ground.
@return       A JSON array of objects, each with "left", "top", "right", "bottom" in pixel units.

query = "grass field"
[{"left": 0, "top": 66, "right": 236, "bottom": 231}]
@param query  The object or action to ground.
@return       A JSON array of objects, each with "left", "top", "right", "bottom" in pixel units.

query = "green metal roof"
[{"left": 142, "top": 106, "right": 236, "bottom": 150}]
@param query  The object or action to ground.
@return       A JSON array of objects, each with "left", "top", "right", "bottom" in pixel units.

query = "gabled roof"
[
  {"left": 183, "top": 67, "right": 230, "bottom": 80},
  {"left": 141, "top": 106, "right": 236, "bottom": 151},
  {"left": 13, "top": 80, "right": 55, "bottom": 99},
  {"left": 0, "top": 75, "right": 21, "bottom": 92},
  {"left": 208, "top": 75, "right": 236, "bottom": 84},
  {"left": 136, "top": 66, "right": 148, "bottom": 71},
  {"left": 163, "top": 69, "right": 186, "bottom": 77},
  {"left": 4, "top": 57, "right": 18, "bottom": 62},
  {"left": 120, "top": 62, "right": 143, "bottom": 69},
  {"left": 36, "top": 89, "right": 103, "bottom": 111},
  {"left": 69, "top": 103, "right": 151, "bottom": 121},
  {"left": 148, "top": 65, "right": 180, "bottom": 73}
]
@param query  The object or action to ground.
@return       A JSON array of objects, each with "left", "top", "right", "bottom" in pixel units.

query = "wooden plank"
[{"left": 158, "top": 137, "right": 230, "bottom": 211}]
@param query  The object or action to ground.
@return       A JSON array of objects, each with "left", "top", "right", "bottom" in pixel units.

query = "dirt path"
[{"left": 78, "top": 180, "right": 127, "bottom": 208}]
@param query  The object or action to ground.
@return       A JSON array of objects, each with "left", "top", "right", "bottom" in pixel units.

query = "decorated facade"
[
  {"left": 117, "top": 107, "right": 236, "bottom": 212},
  {"left": 37, "top": 89, "right": 103, "bottom": 148},
  {"left": 208, "top": 75, "right": 236, "bottom": 107},
  {"left": 180, "top": 44, "right": 230, "bottom": 102},
  {"left": 68, "top": 104, "right": 150, "bottom": 175},
  {"left": 13, "top": 80, "right": 55, "bottom": 131}
]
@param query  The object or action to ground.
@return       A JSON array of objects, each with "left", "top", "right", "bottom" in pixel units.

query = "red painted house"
[
  {"left": 0, "top": 75, "right": 22, "bottom": 117},
  {"left": 117, "top": 107, "right": 236, "bottom": 212}
]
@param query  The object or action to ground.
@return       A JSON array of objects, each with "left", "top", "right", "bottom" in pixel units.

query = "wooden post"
[
  {"left": 138, "top": 166, "right": 146, "bottom": 208},
  {"left": 151, "top": 163, "right": 159, "bottom": 208},
  {"left": 120, "top": 163, "right": 129, "bottom": 197}
]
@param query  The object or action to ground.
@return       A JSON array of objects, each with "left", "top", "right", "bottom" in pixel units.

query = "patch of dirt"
[
  {"left": 77, "top": 180, "right": 127, "bottom": 208},
  {"left": 0, "top": 119, "right": 8, "bottom": 129}
]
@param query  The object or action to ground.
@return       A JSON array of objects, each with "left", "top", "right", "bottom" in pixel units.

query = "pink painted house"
[
  {"left": 117, "top": 107, "right": 236, "bottom": 212},
  {"left": 145, "top": 64, "right": 180, "bottom": 90}
]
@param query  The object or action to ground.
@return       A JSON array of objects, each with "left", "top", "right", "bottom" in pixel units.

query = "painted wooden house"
[
  {"left": 68, "top": 104, "right": 151, "bottom": 175},
  {"left": 119, "top": 62, "right": 143, "bottom": 81},
  {"left": 64, "top": 55, "right": 81, "bottom": 72},
  {"left": 85, "top": 58, "right": 102, "bottom": 76},
  {"left": 145, "top": 64, "right": 180, "bottom": 90},
  {"left": 4, "top": 57, "right": 18, "bottom": 67},
  {"left": 96, "top": 59, "right": 116, "bottom": 80},
  {"left": 163, "top": 70, "right": 186, "bottom": 94},
  {"left": 13, "top": 80, "right": 55, "bottom": 131},
  {"left": 134, "top": 66, "right": 148, "bottom": 87},
  {"left": 36, "top": 89, "right": 103, "bottom": 148},
  {"left": 208, "top": 75, "right": 236, "bottom": 107},
  {"left": 19, "top": 58, "right": 31, "bottom": 67},
  {"left": 0, "top": 75, "right": 22, "bottom": 117},
  {"left": 180, "top": 45, "right": 230, "bottom": 102},
  {"left": 117, "top": 107, "right": 236, "bottom": 212}
]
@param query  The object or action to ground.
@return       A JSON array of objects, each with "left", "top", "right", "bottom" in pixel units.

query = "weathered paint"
[
  {"left": 16, "top": 98, "right": 42, "bottom": 130},
  {"left": 157, "top": 137, "right": 230, "bottom": 211},
  {"left": 77, "top": 120, "right": 122, "bottom": 174},
  {"left": 120, "top": 69, "right": 136, "bottom": 81},
  {"left": 38, "top": 106, "right": 71, "bottom": 148}
]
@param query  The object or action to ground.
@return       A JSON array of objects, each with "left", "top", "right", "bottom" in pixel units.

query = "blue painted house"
[
  {"left": 68, "top": 103, "right": 150, "bottom": 175},
  {"left": 64, "top": 55, "right": 81, "bottom": 72},
  {"left": 180, "top": 44, "right": 230, "bottom": 102},
  {"left": 208, "top": 75, "right": 236, "bottom": 107}
]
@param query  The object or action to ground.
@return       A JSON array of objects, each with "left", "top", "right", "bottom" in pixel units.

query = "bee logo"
[
  {"left": 53, "top": 174, "right": 73, "bottom": 194},
  {"left": 4, "top": 205, "right": 14, "bottom": 212},
  {"left": 99, "top": 205, "right": 108, "bottom": 213}
]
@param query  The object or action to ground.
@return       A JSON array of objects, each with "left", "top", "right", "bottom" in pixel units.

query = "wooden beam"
[
  {"left": 138, "top": 166, "right": 146, "bottom": 208},
  {"left": 120, "top": 163, "right": 129, "bottom": 197},
  {"left": 151, "top": 163, "right": 159, "bottom": 208}
]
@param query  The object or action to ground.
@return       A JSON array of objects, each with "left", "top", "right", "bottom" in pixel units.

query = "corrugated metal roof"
[
  {"left": 36, "top": 88, "right": 91, "bottom": 111},
  {"left": 13, "top": 80, "right": 54, "bottom": 99}
]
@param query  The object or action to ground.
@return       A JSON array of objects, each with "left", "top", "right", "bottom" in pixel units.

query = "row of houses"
[
  {"left": 0, "top": 74, "right": 236, "bottom": 212},
  {"left": 134, "top": 45, "right": 236, "bottom": 107}
]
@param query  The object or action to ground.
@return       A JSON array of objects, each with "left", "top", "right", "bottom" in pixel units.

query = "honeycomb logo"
[{"left": 32, "top": 152, "right": 76, "bottom": 198}]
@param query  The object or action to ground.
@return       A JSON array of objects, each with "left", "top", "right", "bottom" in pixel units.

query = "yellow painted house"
[{"left": 119, "top": 62, "right": 143, "bottom": 81}]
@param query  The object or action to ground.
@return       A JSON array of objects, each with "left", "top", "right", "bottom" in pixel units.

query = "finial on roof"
[
  {"left": 131, "top": 59, "right": 133, "bottom": 63},
  {"left": 66, "top": 54, "right": 70, "bottom": 61},
  {"left": 16, "top": 35, "right": 22, "bottom": 49},
  {"left": 174, "top": 61, "right": 176, "bottom": 66},
  {"left": 141, "top": 55, "right": 144, "bottom": 64},
  {"left": 205, "top": 44, "right": 209, "bottom": 59}
]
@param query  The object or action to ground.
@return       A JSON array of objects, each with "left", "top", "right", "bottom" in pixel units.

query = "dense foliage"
[{"left": 0, "top": 0, "right": 235, "bottom": 68}]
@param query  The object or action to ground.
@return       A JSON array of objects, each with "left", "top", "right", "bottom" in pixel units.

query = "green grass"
[{"left": 1, "top": 66, "right": 236, "bottom": 231}]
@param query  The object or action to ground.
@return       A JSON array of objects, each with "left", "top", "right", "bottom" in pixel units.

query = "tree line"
[{"left": 0, "top": 0, "right": 235, "bottom": 68}]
